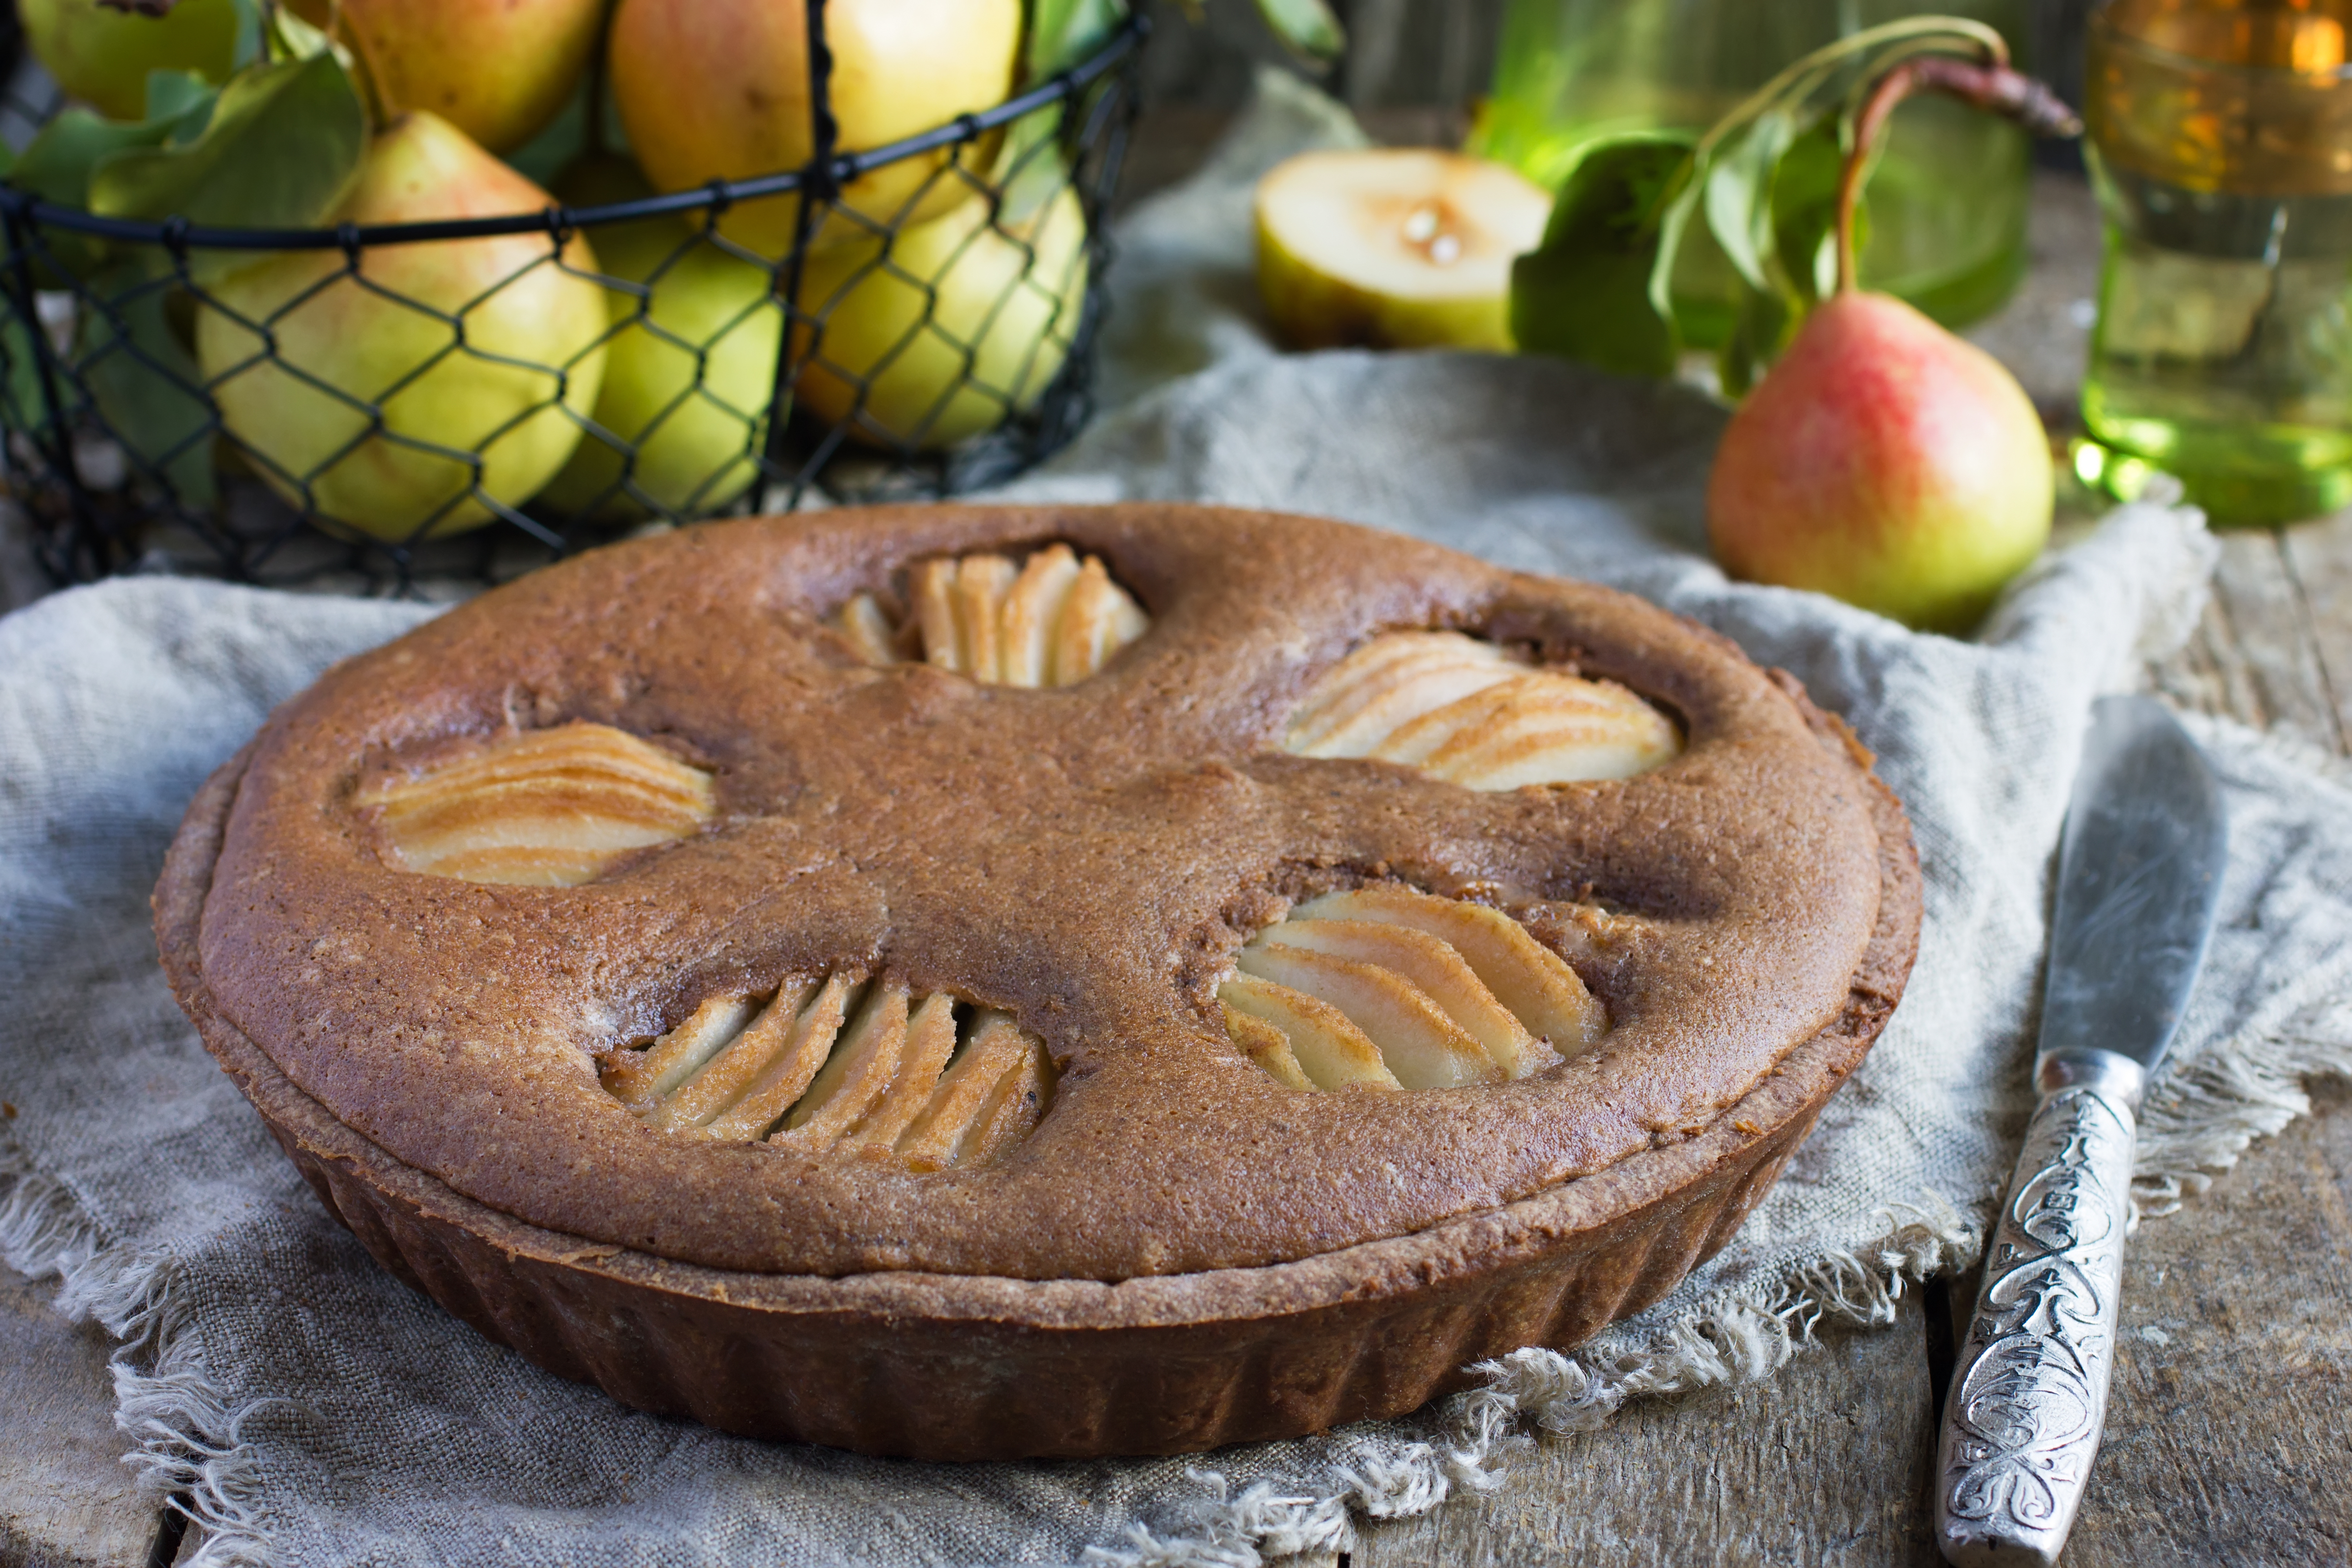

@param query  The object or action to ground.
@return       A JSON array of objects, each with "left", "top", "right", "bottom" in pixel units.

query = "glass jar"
[
  {"left": 2078, "top": 0, "right": 2352, "bottom": 525},
  {"left": 1470, "top": 0, "right": 2034, "bottom": 346}
]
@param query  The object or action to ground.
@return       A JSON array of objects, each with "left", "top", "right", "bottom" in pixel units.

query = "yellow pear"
[
  {"left": 539, "top": 156, "right": 786, "bottom": 520},
  {"left": 21, "top": 0, "right": 237, "bottom": 121},
  {"left": 197, "top": 112, "right": 608, "bottom": 544},
  {"left": 793, "top": 184, "right": 1088, "bottom": 450},
  {"left": 288, "top": 0, "right": 602, "bottom": 154},
  {"left": 608, "top": 0, "right": 1021, "bottom": 256},
  {"left": 1255, "top": 149, "right": 1551, "bottom": 351}
]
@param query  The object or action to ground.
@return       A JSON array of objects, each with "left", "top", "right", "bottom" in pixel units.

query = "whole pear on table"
[
  {"left": 793, "top": 184, "right": 1089, "bottom": 450},
  {"left": 1708, "top": 291, "right": 2053, "bottom": 632},
  {"left": 21, "top": 0, "right": 237, "bottom": 120},
  {"left": 197, "top": 112, "right": 608, "bottom": 544},
  {"left": 538, "top": 154, "right": 786, "bottom": 520},
  {"left": 608, "top": 0, "right": 1022, "bottom": 255},
  {"left": 287, "top": 0, "right": 602, "bottom": 154}
]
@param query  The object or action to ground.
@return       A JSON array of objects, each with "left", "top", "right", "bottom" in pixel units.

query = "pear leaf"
[
  {"left": 8, "top": 94, "right": 218, "bottom": 279},
  {"left": 1510, "top": 132, "right": 1694, "bottom": 380},
  {"left": 144, "top": 67, "right": 218, "bottom": 130},
  {"left": 77, "top": 256, "right": 218, "bottom": 507},
  {"left": 229, "top": 0, "right": 264, "bottom": 68},
  {"left": 1028, "top": 0, "right": 1126, "bottom": 79},
  {"left": 1252, "top": 0, "right": 1344, "bottom": 66},
  {"left": 1771, "top": 116, "right": 1856, "bottom": 304},
  {"left": 89, "top": 51, "right": 364, "bottom": 253},
  {"left": 1703, "top": 108, "right": 1798, "bottom": 296}
]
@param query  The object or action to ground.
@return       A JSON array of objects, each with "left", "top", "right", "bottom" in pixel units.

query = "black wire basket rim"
[{"left": 0, "top": 14, "right": 1146, "bottom": 253}]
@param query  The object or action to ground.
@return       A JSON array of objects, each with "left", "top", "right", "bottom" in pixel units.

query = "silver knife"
[{"left": 1934, "top": 694, "right": 2228, "bottom": 1567}]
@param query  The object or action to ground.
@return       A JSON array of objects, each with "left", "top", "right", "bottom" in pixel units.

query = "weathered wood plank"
[
  {"left": 2280, "top": 511, "right": 2352, "bottom": 757},
  {"left": 1350, "top": 1303, "right": 1943, "bottom": 1568},
  {"left": 0, "top": 1265, "right": 153, "bottom": 1568}
]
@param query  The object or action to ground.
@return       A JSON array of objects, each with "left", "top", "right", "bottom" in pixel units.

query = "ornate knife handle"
[{"left": 1935, "top": 1053, "right": 2143, "bottom": 1568}]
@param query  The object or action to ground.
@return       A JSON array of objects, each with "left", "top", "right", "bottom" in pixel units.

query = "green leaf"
[
  {"left": 8, "top": 94, "right": 217, "bottom": 279},
  {"left": 144, "top": 67, "right": 219, "bottom": 129},
  {"left": 1511, "top": 132, "right": 1694, "bottom": 380},
  {"left": 89, "top": 51, "right": 364, "bottom": 262},
  {"left": 1703, "top": 108, "right": 1798, "bottom": 296},
  {"left": 1028, "top": 0, "right": 1126, "bottom": 79},
  {"left": 77, "top": 256, "right": 217, "bottom": 506},
  {"left": 1768, "top": 117, "right": 1849, "bottom": 305},
  {"left": 1252, "top": 0, "right": 1344, "bottom": 65}
]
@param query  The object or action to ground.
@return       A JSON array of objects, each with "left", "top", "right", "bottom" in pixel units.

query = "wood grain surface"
[{"left": 2, "top": 150, "right": 2348, "bottom": 1568}]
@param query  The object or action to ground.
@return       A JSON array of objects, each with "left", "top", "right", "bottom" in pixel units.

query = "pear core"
[{"left": 1255, "top": 149, "right": 1551, "bottom": 352}]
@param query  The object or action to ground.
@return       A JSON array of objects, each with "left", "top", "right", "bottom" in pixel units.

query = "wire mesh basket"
[{"left": 0, "top": 5, "right": 1146, "bottom": 592}]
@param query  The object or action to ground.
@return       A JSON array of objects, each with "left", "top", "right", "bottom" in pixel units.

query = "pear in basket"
[
  {"left": 537, "top": 155, "right": 785, "bottom": 520},
  {"left": 792, "top": 185, "right": 1088, "bottom": 451},
  {"left": 287, "top": 0, "right": 603, "bottom": 155},
  {"left": 197, "top": 113, "right": 607, "bottom": 545},
  {"left": 608, "top": 0, "right": 1022, "bottom": 256}
]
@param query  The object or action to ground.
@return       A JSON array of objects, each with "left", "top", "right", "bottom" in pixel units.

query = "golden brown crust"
[{"left": 161, "top": 504, "right": 1905, "bottom": 1283}]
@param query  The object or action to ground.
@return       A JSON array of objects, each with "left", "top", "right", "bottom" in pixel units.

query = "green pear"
[
  {"left": 1706, "top": 292, "right": 2053, "bottom": 632},
  {"left": 537, "top": 156, "right": 786, "bottom": 520},
  {"left": 608, "top": 0, "right": 1021, "bottom": 256},
  {"left": 1255, "top": 149, "right": 1551, "bottom": 352},
  {"left": 196, "top": 112, "right": 608, "bottom": 544},
  {"left": 287, "top": 0, "right": 602, "bottom": 154},
  {"left": 21, "top": 0, "right": 238, "bottom": 121},
  {"left": 793, "top": 184, "right": 1088, "bottom": 451}
]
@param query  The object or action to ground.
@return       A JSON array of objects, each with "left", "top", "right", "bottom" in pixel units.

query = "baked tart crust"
[{"left": 156, "top": 503, "right": 1919, "bottom": 1457}]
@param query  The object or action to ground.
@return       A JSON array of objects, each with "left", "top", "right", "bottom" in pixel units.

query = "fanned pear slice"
[
  {"left": 846, "top": 993, "right": 966, "bottom": 1150},
  {"left": 895, "top": 1014, "right": 1044, "bottom": 1170},
  {"left": 1255, "top": 148, "right": 1552, "bottom": 352},
  {"left": 1052, "top": 556, "right": 1150, "bottom": 686},
  {"left": 363, "top": 721, "right": 714, "bottom": 885},
  {"left": 1284, "top": 630, "right": 1681, "bottom": 789},
  {"left": 1373, "top": 672, "right": 1682, "bottom": 787},
  {"left": 1295, "top": 886, "right": 1604, "bottom": 1055},
  {"left": 1236, "top": 943, "right": 1501, "bottom": 1089},
  {"left": 696, "top": 974, "right": 860, "bottom": 1141},
  {"left": 831, "top": 593, "right": 900, "bottom": 666},
  {"left": 1218, "top": 974, "right": 1403, "bottom": 1091},
  {"left": 999, "top": 545, "right": 1083, "bottom": 688},
  {"left": 600, "top": 992, "right": 759, "bottom": 1113},
  {"left": 1258, "top": 921, "right": 1534, "bottom": 1073},
  {"left": 957, "top": 1039, "right": 1054, "bottom": 1167},
  {"left": 864, "top": 546, "right": 1147, "bottom": 688},
  {"left": 1285, "top": 632, "right": 1524, "bottom": 758},
  {"left": 783, "top": 980, "right": 913, "bottom": 1139},
  {"left": 954, "top": 554, "right": 1019, "bottom": 680},
  {"left": 643, "top": 979, "right": 818, "bottom": 1132},
  {"left": 1220, "top": 1001, "right": 1315, "bottom": 1090}
]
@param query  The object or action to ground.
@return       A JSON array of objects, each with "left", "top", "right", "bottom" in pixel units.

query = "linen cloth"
[{"left": 4, "top": 73, "right": 2351, "bottom": 1568}]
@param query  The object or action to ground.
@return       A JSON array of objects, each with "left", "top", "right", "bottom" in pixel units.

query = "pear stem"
[{"left": 1831, "top": 52, "right": 2083, "bottom": 297}]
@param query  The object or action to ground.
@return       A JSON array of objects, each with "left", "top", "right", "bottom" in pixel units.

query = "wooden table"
[{"left": 5, "top": 158, "right": 2349, "bottom": 1568}]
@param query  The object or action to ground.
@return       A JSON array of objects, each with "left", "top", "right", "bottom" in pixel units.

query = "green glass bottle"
[{"left": 1471, "top": 0, "right": 2034, "bottom": 346}]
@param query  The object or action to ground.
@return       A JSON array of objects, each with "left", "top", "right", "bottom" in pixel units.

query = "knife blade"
[{"left": 1933, "top": 694, "right": 2227, "bottom": 1568}]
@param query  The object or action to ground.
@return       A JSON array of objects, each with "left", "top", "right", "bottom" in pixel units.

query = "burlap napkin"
[{"left": 3, "top": 74, "right": 2349, "bottom": 1568}]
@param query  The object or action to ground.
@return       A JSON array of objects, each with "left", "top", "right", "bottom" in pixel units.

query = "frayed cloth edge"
[
  {"left": 1078, "top": 1202, "right": 1978, "bottom": 1568},
  {"left": 0, "top": 1130, "right": 276, "bottom": 1568}
]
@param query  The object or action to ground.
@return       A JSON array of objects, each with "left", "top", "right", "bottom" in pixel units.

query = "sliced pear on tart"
[
  {"left": 829, "top": 543, "right": 1147, "bottom": 687},
  {"left": 1222, "top": 884, "right": 1604, "bottom": 1090},
  {"left": 360, "top": 721, "right": 715, "bottom": 886},
  {"left": 599, "top": 975, "right": 1055, "bottom": 1171},
  {"left": 1284, "top": 630, "right": 1680, "bottom": 788}
]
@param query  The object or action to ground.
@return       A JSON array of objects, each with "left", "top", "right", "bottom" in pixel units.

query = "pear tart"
[{"left": 156, "top": 503, "right": 1920, "bottom": 1460}]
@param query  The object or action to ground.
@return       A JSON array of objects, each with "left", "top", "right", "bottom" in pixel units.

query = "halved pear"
[
  {"left": 1234, "top": 944, "right": 1500, "bottom": 1089},
  {"left": 1255, "top": 148, "right": 1551, "bottom": 353},
  {"left": 1259, "top": 920, "right": 1534, "bottom": 1071},
  {"left": 1218, "top": 974, "right": 1401, "bottom": 1092}
]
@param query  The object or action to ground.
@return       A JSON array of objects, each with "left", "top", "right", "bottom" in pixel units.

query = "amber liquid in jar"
[{"left": 2081, "top": 0, "right": 2352, "bottom": 524}]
